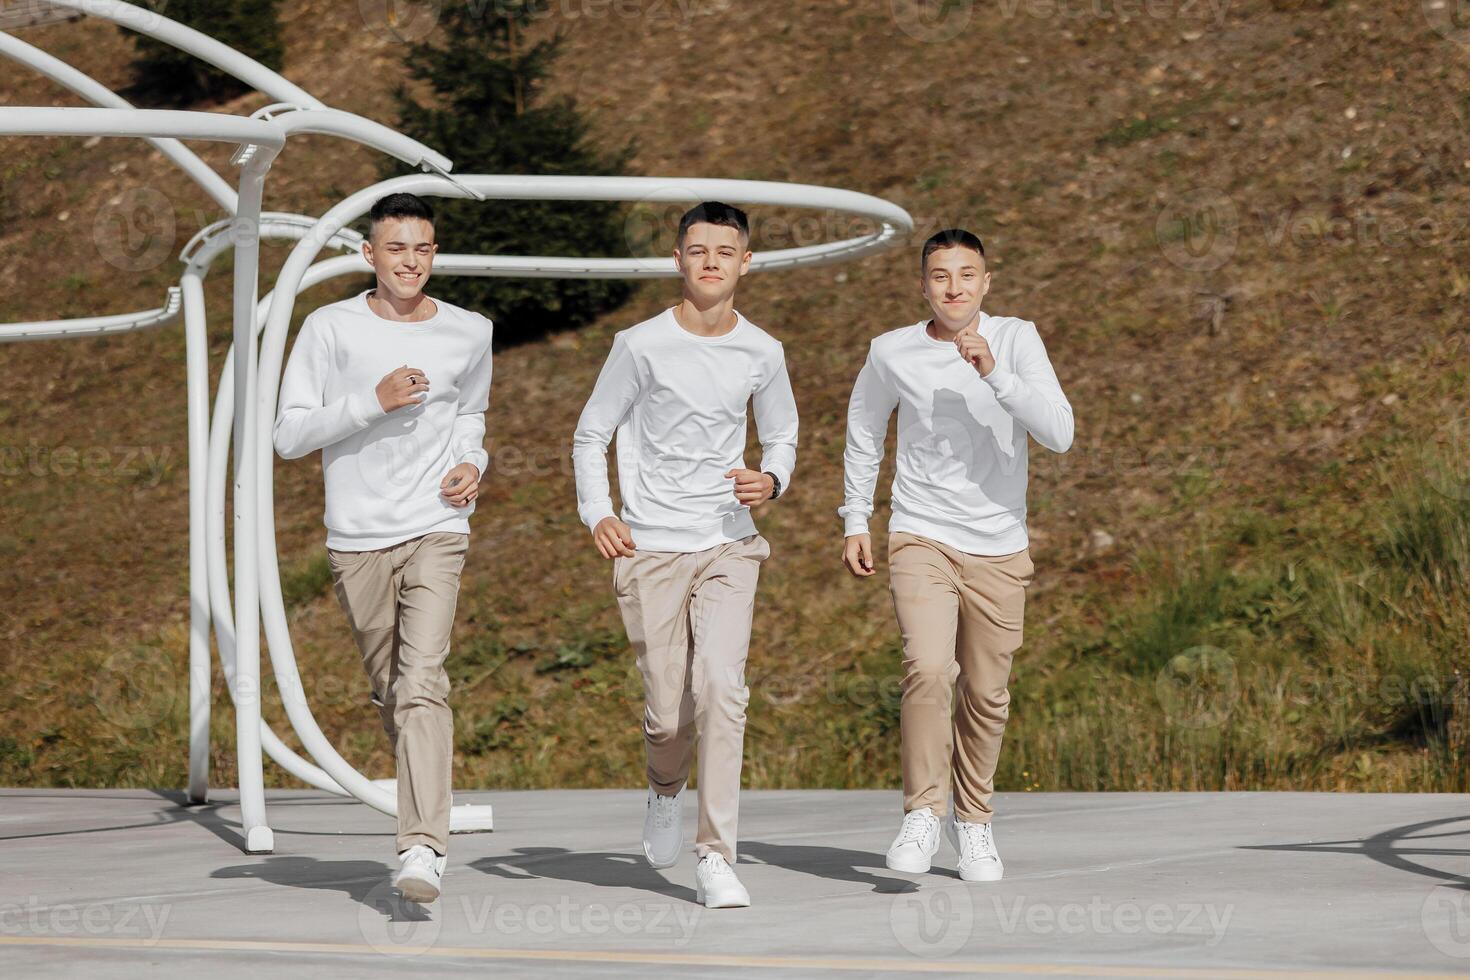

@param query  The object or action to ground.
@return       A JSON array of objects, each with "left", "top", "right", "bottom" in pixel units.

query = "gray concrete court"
[{"left": 0, "top": 789, "right": 1467, "bottom": 978}]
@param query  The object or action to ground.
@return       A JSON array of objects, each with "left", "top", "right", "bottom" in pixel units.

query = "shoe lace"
[
  {"left": 956, "top": 821, "right": 995, "bottom": 860},
  {"left": 403, "top": 845, "right": 435, "bottom": 870},
  {"left": 652, "top": 794, "right": 678, "bottom": 830},
  {"left": 702, "top": 854, "right": 732, "bottom": 876},
  {"left": 896, "top": 809, "right": 935, "bottom": 846}
]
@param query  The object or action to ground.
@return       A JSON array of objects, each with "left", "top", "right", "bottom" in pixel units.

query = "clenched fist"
[
  {"left": 954, "top": 326, "right": 996, "bottom": 378},
  {"left": 376, "top": 364, "right": 430, "bottom": 412},
  {"left": 593, "top": 516, "right": 637, "bottom": 559}
]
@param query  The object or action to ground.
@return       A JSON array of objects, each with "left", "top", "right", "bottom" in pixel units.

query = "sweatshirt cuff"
[
  {"left": 760, "top": 461, "right": 793, "bottom": 496},
  {"left": 458, "top": 448, "right": 489, "bottom": 476},
  {"left": 348, "top": 390, "right": 389, "bottom": 428},
  {"left": 842, "top": 512, "right": 871, "bottom": 537},
  {"left": 980, "top": 364, "right": 1021, "bottom": 399},
  {"left": 580, "top": 500, "right": 616, "bottom": 532}
]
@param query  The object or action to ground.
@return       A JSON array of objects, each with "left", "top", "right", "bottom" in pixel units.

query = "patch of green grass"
[
  {"left": 280, "top": 553, "right": 333, "bottom": 608},
  {"left": 535, "top": 628, "right": 625, "bottom": 673},
  {"left": 1097, "top": 114, "right": 1179, "bottom": 148}
]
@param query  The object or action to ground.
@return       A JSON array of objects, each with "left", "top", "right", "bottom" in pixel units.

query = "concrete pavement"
[{"left": 1, "top": 789, "right": 1466, "bottom": 977}]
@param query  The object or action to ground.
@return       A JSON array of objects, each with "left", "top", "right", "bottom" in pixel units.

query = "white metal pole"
[
  {"left": 182, "top": 270, "right": 212, "bottom": 803},
  {"left": 40, "top": 0, "right": 327, "bottom": 109},
  {"left": 230, "top": 148, "right": 278, "bottom": 854}
]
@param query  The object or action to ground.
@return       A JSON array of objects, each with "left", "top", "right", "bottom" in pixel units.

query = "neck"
[
  {"left": 673, "top": 294, "right": 738, "bottom": 336},
  {"left": 926, "top": 309, "right": 982, "bottom": 342},
  {"left": 368, "top": 283, "right": 435, "bottom": 322}
]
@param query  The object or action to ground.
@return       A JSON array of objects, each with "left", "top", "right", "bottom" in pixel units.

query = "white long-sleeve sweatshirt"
[
  {"left": 572, "top": 307, "right": 799, "bottom": 553},
  {"left": 839, "top": 312, "right": 1073, "bottom": 555},
  {"left": 273, "top": 289, "right": 493, "bottom": 552}
]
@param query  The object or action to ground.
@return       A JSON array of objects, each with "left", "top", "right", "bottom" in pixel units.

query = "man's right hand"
[
  {"left": 376, "top": 365, "right": 430, "bottom": 412},
  {"left": 593, "top": 517, "right": 637, "bottom": 559},
  {"left": 842, "top": 533, "right": 876, "bottom": 578}
]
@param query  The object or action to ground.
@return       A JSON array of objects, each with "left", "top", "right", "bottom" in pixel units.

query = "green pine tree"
[
  {"left": 387, "top": 1, "right": 635, "bottom": 347},
  {"left": 128, "top": 0, "right": 285, "bottom": 107}
]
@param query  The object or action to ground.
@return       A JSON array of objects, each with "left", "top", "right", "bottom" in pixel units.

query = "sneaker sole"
[
  {"left": 885, "top": 849, "right": 935, "bottom": 874},
  {"left": 642, "top": 838, "right": 681, "bottom": 870},
  {"left": 696, "top": 884, "right": 751, "bottom": 909},
  {"left": 395, "top": 876, "right": 441, "bottom": 903},
  {"left": 956, "top": 865, "right": 1005, "bottom": 882}
]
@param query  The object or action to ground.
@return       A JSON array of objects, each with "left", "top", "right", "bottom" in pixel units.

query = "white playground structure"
[{"left": 0, "top": 1, "right": 914, "bottom": 854}]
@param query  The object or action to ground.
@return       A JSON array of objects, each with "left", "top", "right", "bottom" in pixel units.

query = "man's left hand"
[
  {"left": 726, "top": 468, "right": 774, "bottom": 508},
  {"left": 441, "top": 463, "right": 481, "bottom": 508}
]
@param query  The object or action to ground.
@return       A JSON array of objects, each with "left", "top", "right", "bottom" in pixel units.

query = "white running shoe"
[
  {"left": 885, "top": 808, "right": 942, "bottom": 873},
  {"left": 694, "top": 852, "right": 750, "bottom": 908},
  {"left": 948, "top": 817, "right": 1004, "bottom": 882},
  {"left": 394, "top": 844, "right": 446, "bottom": 903},
  {"left": 642, "top": 788, "right": 685, "bottom": 869}
]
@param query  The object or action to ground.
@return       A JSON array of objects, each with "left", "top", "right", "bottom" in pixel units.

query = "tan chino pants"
[
  {"left": 613, "top": 533, "right": 771, "bottom": 864},
  {"left": 327, "top": 530, "right": 469, "bottom": 855},
  {"left": 888, "top": 530, "right": 1034, "bottom": 824}
]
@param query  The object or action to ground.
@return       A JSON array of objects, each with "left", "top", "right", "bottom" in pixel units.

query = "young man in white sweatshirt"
[
  {"left": 572, "top": 202, "right": 798, "bottom": 909},
  {"left": 839, "top": 229, "right": 1073, "bottom": 883},
  {"left": 273, "top": 193, "right": 493, "bottom": 904}
]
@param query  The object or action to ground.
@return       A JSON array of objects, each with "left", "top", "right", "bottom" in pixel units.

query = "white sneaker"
[
  {"left": 948, "top": 817, "right": 1004, "bottom": 882},
  {"left": 885, "top": 808, "right": 941, "bottom": 873},
  {"left": 642, "top": 788, "right": 685, "bottom": 869},
  {"left": 394, "top": 844, "right": 446, "bottom": 902},
  {"left": 694, "top": 852, "right": 750, "bottom": 908}
]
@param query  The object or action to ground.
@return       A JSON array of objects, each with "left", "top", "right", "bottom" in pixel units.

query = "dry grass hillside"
[{"left": 1, "top": 0, "right": 1466, "bottom": 794}]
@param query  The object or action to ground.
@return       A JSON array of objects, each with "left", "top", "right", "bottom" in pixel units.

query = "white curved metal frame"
[{"left": 1, "top": 0, "right": 914, "bottom": 854}]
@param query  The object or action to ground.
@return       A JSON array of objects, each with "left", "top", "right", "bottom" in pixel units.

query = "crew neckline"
[
  {"left": 666, "top": 306, "right": 744, "bottom": 345},
  {"left": 358, "top": 289, "right": 442, "bottom": 328},
  {"left": 917, "top": 311, "right": 989, "bottom": 348}
]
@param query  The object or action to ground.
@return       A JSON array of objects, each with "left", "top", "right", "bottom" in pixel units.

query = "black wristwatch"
[{"left": 764, "top": 472, "right": 782, "bottom": 500}]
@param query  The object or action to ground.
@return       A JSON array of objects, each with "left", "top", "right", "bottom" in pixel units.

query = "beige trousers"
[
  {"left": 327, "top": 530, "right": 469, "bottom": 855},
  {"left": 888, "top": 530, "right": 1034, "bottom": 824},
  {"left": 613, "top": 533, "right": 771, "bottom": 863}
]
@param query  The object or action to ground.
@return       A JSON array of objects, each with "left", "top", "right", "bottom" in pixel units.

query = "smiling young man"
[
  {"left": 839, "top": 229, "right": 1073, "bottom": 882},
  {"left": 572, "top": 201, "right": 798, "bottom": 909},
  {"left": 273, "top": 193, "right": 493, "bottom": 903}
]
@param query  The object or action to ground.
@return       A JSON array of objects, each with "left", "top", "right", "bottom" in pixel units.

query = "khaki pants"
[
  {"left": 888, "top": 531, "right": 1034, "bottom": 824},
  {"left": 613, "top": 533, "right": 771, "bottom": 864},
  {"left": 327, "top": 530, "right": 469, "bottom": 855}
]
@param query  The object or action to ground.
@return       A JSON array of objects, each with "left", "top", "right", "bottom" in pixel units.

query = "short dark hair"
[
  {"left": 369, "top": 193, "right": 435, "bottom": 238},
  {"left": 677, "top": 201, "right": 749, "bottom": 246},
  {"left": 921, "top": 228, "right": 985, "bottom": 273}
]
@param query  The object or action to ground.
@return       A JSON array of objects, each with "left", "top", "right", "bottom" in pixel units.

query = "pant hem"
[
  {"left": 695, "top": 843, "right": 735, "bottom": 864},
  {"left": 397, "top": 834, "right": 446, "bottom": 857},
  {"left": 952, "top": 811, "right": 993, "bottom": 826}
]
